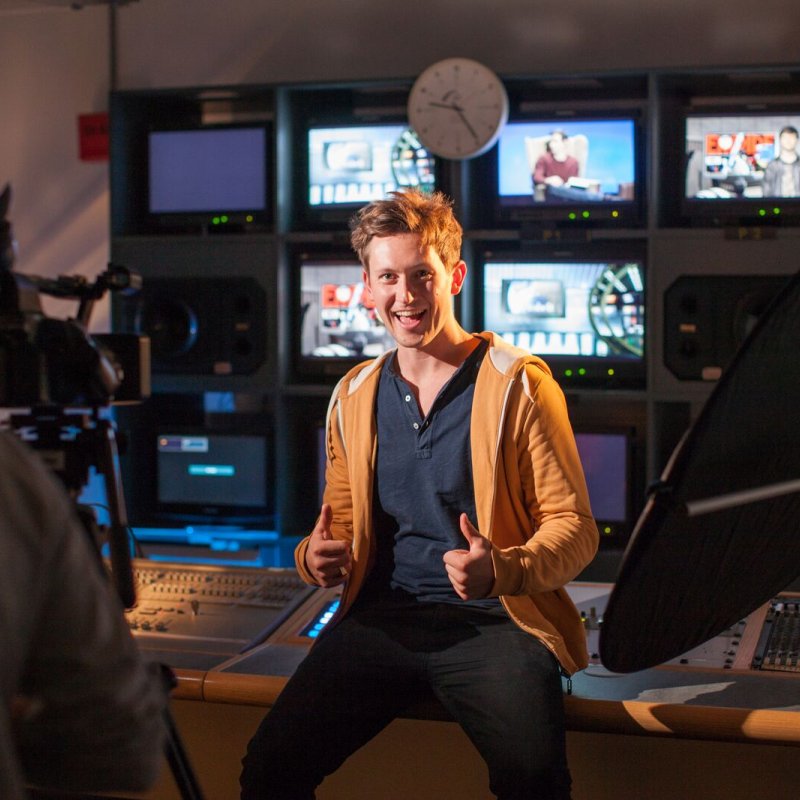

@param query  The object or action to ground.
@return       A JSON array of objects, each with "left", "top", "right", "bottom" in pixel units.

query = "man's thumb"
[
  {"left": 460, "top": 513, "right": 481, "bottom": 547},
  {"left": 317, "top": 504, "right": 333, "bottom": 540}
]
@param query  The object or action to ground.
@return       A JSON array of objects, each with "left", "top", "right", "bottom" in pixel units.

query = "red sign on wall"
[{"left": 78, "top": 112, "right": 109, "bottom": 161}]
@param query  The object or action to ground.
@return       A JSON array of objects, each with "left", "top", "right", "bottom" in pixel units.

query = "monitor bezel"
[
  {"left": 475, "top": 243, "right": 647, "bottom": 390},
  {"left": 678, "top": 104, "right": 800, "bottom": 227},
  {"left": 133, "top": 422, "right": 276, "bottom": 529},
  {"left": 286, "top": 85, "right": 453, "bottom": 232},
  {"left": 304, "top": 121, "right": 437, "bottom": 212},
  {"left": 144, "top": 120, "right": 274, "bottom": 233},
  {"left": 572, "top": 423, "right": 639, "bottom": 544},
  {"left": 288, "top": 243, "right": 396, "bottom": 384},
  {"left": 468, "top": 110, "right": 646, "bottom": 231}
]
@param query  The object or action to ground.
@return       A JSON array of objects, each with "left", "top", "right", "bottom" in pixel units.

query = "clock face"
[{"left": 407, "top": 58, "right": 509, "bottom": 160}]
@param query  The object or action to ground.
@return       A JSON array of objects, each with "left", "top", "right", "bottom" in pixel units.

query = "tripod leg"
[
  {"left": 162, "top": 705, "right": 206, "bottom": 800},
  {"left": 95, "top": 418, "right": 136, "bottom": 609}
]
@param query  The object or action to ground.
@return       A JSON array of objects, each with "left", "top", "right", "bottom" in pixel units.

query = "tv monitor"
[
  {"left": 682, "top": 111, "right": 800, "bottom": 223},
  {"left": 147, "top": 124, "right": 270, "bottom": 231},
  {"left": 132, "top": 427, "right": 274, "bottom": 529},
  {"left": 574, "top": 430, "right": 632, "bottom": 540},
  {"left": 474, "top": 116, "right": 642, "bottom": 228},
  {"left": 299, "top": 123, "right": 437, "bottom": 228},
  {"left": 480, "top": 255, "right": 645, "bottom": 389},
  {"left": 293, "top": 254, "right": 395, "bottom": 381}
]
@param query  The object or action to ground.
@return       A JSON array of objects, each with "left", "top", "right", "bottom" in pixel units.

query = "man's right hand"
[{"left": 304, "top": 504, "right": 352, "bottom": 588}]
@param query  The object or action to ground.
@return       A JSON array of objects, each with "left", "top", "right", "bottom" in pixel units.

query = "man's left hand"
[{"left": 443, "top": 513, "right": 495, "bottom": 600}]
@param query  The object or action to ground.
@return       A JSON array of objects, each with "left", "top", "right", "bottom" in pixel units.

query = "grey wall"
[{"left": 1, "top": 0, "right": 798, "bottom": 327}]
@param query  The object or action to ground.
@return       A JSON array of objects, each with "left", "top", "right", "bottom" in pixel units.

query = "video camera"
[
  {"left": 0, "top": 185, "right": 149, "bottom": 409},
  {"left": 0, "top": 183, "right": 149, "bottom": 608}
]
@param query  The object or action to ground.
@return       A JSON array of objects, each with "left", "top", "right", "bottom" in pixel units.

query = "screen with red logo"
[{"left": 293, "top": 252, "right": 396, "bottom": 381}]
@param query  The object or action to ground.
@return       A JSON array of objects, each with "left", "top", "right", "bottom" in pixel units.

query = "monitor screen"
[
  {"left": 481, "top": 258, "right": 645, "bottom": 388},
  {"left": 490, "top": 118, "right": 639, "bottom": 225},
  {"left": 684, "top": 113, "right": 800, "bottom": 206},
  {"left": 574, "top": 431, "right": 629, "bottom": 537},
  {"left": 296, "top": 258, "right": 395, "bottom": 379},
  {"left": 308, "top": 124, "right": 435, "bottom": 209},
  {"left": 148, "top": 125, "right": 269, "bottom": 227},
  {"left": 153, "top": 430, "right": 272, "bottom": 526}
]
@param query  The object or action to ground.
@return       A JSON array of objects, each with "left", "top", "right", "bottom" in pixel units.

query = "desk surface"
[{"left": 155, "top": 580, "right": 800, "bottom": 747}]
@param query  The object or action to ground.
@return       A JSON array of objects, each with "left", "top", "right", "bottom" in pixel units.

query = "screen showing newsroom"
[
  {"left": 308, "top": 125, "right": 435, "bottom": 207},
  {"left": 148, "top": 127, "right": 267, "bottom": 214},
  {"left": 482, "top": 260, "right": 645, "bottom": 363},
  {"left": 497, "top": 119, "right": 637, "bottom": 206},
  {"left": 299, "top": 261, "right": 394, "bottom": 361},
  {"left": 684, "top": 113, "right": 800, "bottom": 201}
]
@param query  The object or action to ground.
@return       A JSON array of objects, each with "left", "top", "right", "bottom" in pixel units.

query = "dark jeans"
[{"left": 240, "top": 595, "right": 571, "bottom": 800}]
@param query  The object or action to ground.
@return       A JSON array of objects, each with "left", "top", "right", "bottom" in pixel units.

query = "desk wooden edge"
[{"left": 174, "top": 669, "right": 800, "bottom": 747}]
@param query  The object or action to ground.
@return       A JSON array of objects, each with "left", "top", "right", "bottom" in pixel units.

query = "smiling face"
[{"left": 362, "top": 233, "right": 466, "bottom": 354}]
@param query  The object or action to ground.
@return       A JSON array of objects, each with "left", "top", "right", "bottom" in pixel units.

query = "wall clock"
[{"left": 407, "top": 57, "right": 509, "bottom": 160}]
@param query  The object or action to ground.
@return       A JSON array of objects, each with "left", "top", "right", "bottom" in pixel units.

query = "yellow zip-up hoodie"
[{"left": 295, "top": 332, "right": 599, "bottom": 675}]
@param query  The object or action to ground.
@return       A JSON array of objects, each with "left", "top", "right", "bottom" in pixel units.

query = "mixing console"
[
  {"left": 752, "top": 597, "right": 800, "bottom": 673},
  {"left": 123, "top": 561, "right": 800, "bottom": 680},
  {"left": 568, "top": 584, "right": 800, "bottom": 673},
  {"left": 125, "top": 559, "right": 315, "bottom": 670}
]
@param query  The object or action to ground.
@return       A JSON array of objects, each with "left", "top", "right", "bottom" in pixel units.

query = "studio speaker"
[
  {"left": 115, "top": 276, "right": 267, "bottom": 377},
  {"left": 663, "top": 274, "right": 788, "bottom": 380}
]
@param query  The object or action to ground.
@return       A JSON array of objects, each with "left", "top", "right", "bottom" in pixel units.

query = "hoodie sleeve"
[
  {"left": 490, "top": 366, "right": 599, "bottom": 596},
  {"left": 294, "top": 390, "right": 355, "bottom": 584}
]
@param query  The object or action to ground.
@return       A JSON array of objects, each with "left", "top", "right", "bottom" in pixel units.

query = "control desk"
[
  {"left": 125, "top": 559, "right": 800, "bottom": 723},
  {"left": 125, "top": 560, "right": 800, "bottom": 799}
]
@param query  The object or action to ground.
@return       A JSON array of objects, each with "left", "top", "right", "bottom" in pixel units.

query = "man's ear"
[
  {"left": 451, "top": 260, "right": 467, "bottom": 295},
  {"left": 362, "top": 267, "right": 374, "bottom": 300}
]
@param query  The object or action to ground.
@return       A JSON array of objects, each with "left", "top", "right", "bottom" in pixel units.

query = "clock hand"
[
  {"left": 455, "top": 109, "right": 479, "bottom": 142},
  {"left": 427, "top": 100, "right": 480, "bottom": 142}
]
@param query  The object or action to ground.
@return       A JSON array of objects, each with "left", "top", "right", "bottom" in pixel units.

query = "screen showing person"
[
  {"left": 308, "top": 125, "right": 435, "bottom": 207},
  {"left": 684, "top": 115, "right": 800, "bottom": 199},
  {"left": 497, "top": 119, "right": 637, "bottom": 205},
  {"left": 299, "top": 261, "right": 395, "bottom": 360}
]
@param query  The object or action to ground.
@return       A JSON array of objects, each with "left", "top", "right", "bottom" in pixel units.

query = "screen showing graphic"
[
  {"left": 308, "top": 125, "right": 435, "bottom": 207},
  {"left": 482, "top": 261, "right": 645, "bottom": 362},
  {"left": 157, "top": 433, "right": 267, "bottom": 508}
]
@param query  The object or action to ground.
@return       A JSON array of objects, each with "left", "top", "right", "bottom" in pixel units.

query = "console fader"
[{"left": 124, "top": 559, "right": 315, "bottom": 670}]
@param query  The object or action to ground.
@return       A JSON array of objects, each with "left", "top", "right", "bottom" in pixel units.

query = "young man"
[
  {"left": 240, "top": 190, "right": 598, "bottom": 800},
  {"left": 763, "top": 125, "right": 800, "bottom": 198},
  {"left": 533, "top": 130, "right": 580, "bottom": 191}
]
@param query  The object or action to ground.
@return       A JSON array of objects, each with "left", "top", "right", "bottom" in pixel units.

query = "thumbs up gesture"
[
  {"left": 443, "top": 514, "right": 495, "bottom": 600},
  {"left": 305, "top": 504, "right": 352, "bottom": 588}
]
